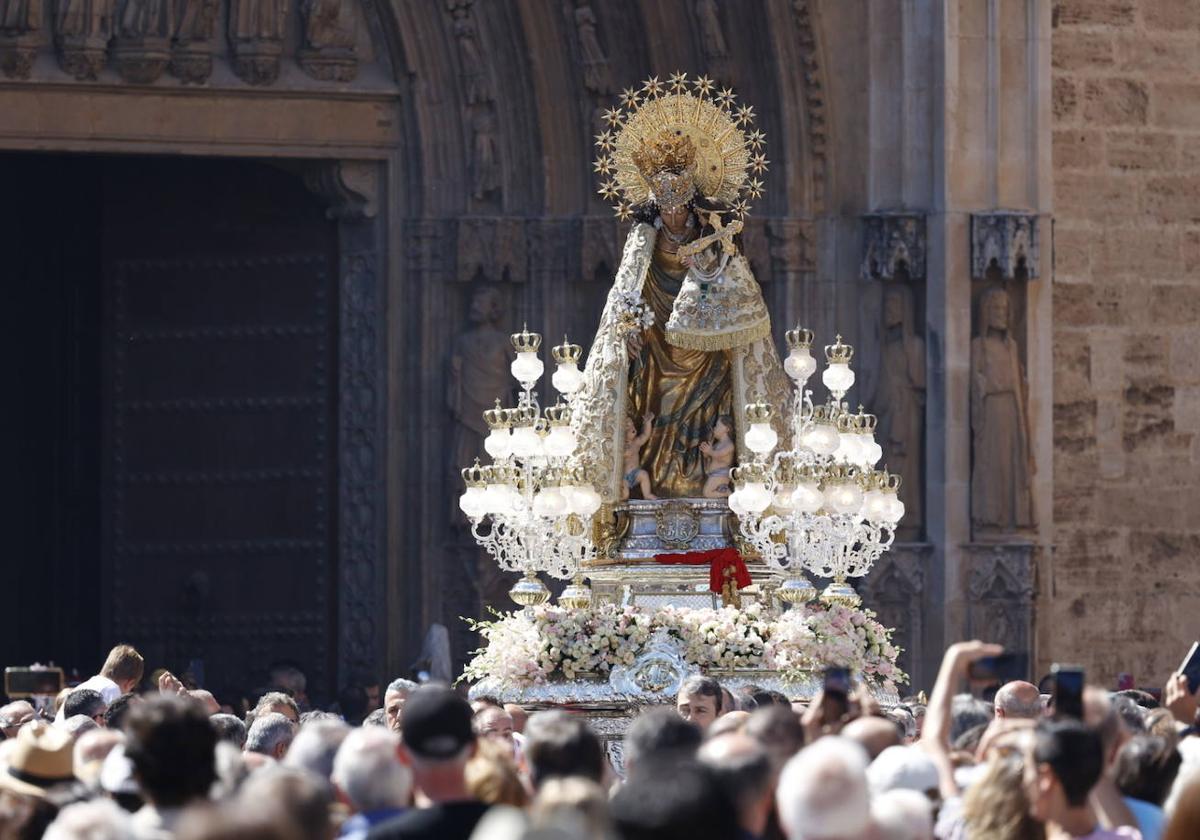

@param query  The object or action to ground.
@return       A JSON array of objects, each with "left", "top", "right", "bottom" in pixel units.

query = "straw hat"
[{"left": 0, "top": 720, "right": 76, "bottom": 798}]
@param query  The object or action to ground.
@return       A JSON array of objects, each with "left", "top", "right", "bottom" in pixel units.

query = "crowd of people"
[{"left": 1, "top": 641, "right": 1198, "bottom": 840}]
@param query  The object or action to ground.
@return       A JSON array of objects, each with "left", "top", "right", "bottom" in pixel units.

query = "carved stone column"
[
  {"left": 859, "top": 544, "right": 932, "bottom": 690},
  {"left": 304, "top": 161, "right": 389, "bottom": 686},
  {"left": 963, "top": 543, "right": 1036, "bottom": 659}
]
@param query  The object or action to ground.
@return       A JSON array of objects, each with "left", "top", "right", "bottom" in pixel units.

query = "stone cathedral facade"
[{"left": 0, "top": 0, "right": 1195, "bottom": 697}]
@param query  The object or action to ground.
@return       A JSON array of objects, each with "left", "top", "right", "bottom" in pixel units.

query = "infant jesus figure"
[
  {"left": 621, "top": 412, "right": 657, "bottom": 501},
  {"left": 699, "top": 415, "right": 735, "bottom": 499}
]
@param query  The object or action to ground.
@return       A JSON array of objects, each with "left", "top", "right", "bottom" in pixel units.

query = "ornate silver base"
[{"left": 586, "top": 498, "right": 772, "bottom": 609}]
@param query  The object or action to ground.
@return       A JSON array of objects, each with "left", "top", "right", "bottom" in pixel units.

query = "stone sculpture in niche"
[
  {"left": 112, "top": 0, "right": 173, "bottom": 82},
  {"left": 0, "top": 0, "right": 43, "bottom": 78},
  {"left": 54, "top": 0, "right": 113, "bottom": 79},
  {"left": 447, "top": 286, "right": 511, "bottom": 525},
  {"left": 696, "top": 0, "right": 728, "bottom": 62},
  {"left": 970, "top": 287, "right": 1035, "bottom": 537},
  {"left": 169, "top": 0, "right": 218, "bottom": 82},
  {"left": 573, "top": 0, "right": 611, "bottom": 96},
  {"left": 298, "top": 0, "right": 358, "bottom": 82},
  {"left": 471, "top": 110, "right": 500, "bottom": 201},
  {"left": 227, "top": 0, "right": 290, "bottom": 85},
  {"left": 876, "top": 284, "right": 925, "bottom": 541},
  {"left": 448, "top": 0, "right": 493, "bottom": 105}
]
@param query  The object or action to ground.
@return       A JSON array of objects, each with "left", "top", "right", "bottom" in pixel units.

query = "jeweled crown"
[
  {"left": 785, "top": 327, "right": 814, "bottom": 350},
  {"left": 551, "top": 338, "right": 582, "bottom": 364},
  {"left": 461, "top": 459, "right": 485, "bottom": 487},
  {"left": 631, "top": 130, "right": 696, "bottom": 178},
  {"left": 745, "top": 394, "right": 774, "bottom": 424},
  {"left": 483, "top": 399, "right": 509, "bottom": 429},
  {"left": 544, "top": 403, "right": 572, "bottom": 427},
  {"left": 825, "top": 334, "right": 854, "bottom": 364},
  {"left": 510, "top": 324, "right": 542, "bottom": 353}
]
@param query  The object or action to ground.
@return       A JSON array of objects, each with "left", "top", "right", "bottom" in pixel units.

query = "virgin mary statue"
[{"left": 571, "top": 74, "right": 791, "bottom": 502}]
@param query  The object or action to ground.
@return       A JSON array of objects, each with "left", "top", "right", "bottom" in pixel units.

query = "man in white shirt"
[{"left": 58, "top": 645, "right": 145, "bottom": 723}]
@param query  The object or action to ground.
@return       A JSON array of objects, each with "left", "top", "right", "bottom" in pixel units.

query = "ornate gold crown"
[
  {"left": 551, "top": 338, "right": 582, "bottom": 364},
  {"left": 544, "top": 402, "right": 572, "bottom": 427},
  {"left": 825, "top": 334, "right": 854, "bottom": 364},
  {"left": 631, "top": 131, "right": 695, "bottom": 176},
  {"left": 595, "top": 72, "right": 768, "bottom": 220},
  {"left": 744, "top": 393, "right": 774, "bottom": 424},
  {"left": 730, "top": 462, "right": 770, "bottom": 485},
  {"left": 853, "top": 406, "right": 877, "bottom": 434},
  {"left": 510, "top": 324, "right": 542, "bottom": 353},
  {"left": 461, "top": 459, "right": 485, "bottom": 487},
  {"left": 483, "top": 399, "right": 510, "bottom": 430},
  {"left": 785, "top": 327, "right": 815, "bottom": 350}
]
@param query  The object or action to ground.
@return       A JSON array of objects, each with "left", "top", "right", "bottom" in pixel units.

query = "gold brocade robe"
[{"left": 629, "top": 246, "right": 734, "bottom": 497}]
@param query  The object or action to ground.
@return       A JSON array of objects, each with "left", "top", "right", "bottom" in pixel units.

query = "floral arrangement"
[
  {"left": 462, "top": 601, "right": 904, "bottom": 693},
  {"left": 612, "top": 290, "right": 655, "bottom": 337}
]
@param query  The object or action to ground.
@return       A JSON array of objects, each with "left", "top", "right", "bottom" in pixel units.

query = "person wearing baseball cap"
[{"left": 368, "top": 686, "right": 489, "bottom": 840}]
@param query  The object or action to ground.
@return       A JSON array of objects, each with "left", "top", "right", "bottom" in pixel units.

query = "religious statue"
[
  {"left": 571, "top": 74, "right": 789, "bottom": 501},
  {"left": 876, "top": 284, "right": 925, "bottom": 540},
  {"left": 700, "top": 415, "right": 735, "bottom": 498},
  {"left": 970, "top": 286, "right": 1035, "bottom": 535},
  {"left": 573, "top": 0, "right": 611, "bottom": 96},
  {"left": 471, "top": 110, "right": 500, "bottom": 201},
  {"left": 620, "top": 413, "right": 657, "bottom": 501},
  {"left": 447, "top": 286, "right": 511, "bottom": 523}
]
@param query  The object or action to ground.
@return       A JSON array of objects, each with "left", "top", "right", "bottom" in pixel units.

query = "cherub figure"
[
  {"left": 621, "top": 412, "right": 657, "bottom": 501},
  {"left": 699, "top": 415, "right": 735, "bottom": 498}
]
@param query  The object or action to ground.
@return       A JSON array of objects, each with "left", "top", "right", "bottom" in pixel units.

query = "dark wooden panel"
[{"left": 101, "top": 157, "right": 340, "bottom": 704}]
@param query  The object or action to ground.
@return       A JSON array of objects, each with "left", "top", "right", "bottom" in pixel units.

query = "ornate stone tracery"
[
  {"left": 971, "top": 212, "right": 1040, "bottom": 280},
  {"left": 861, "top": 213, "right": 927, "bottom": 282}
]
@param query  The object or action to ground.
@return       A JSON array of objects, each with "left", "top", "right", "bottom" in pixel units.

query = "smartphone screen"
[
  {"left": 1179, "top": 642, "right": 1200, "bottom": 695},
  {"left": 822, "top": 667, "right": 851, "bottom": 721},
  {"left": 968, "top": 653, "right": 1029, "bottom": 685},
  {"left": 1052, "top": 664, "right": 1085, "bottom": 719},
  {"left": 4, "top": 667, "right": 64, "bottom": 697}
]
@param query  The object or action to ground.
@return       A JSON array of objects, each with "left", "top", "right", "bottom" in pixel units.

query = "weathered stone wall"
[{"left": 1051, "top": 0, "right": 1200, "bottom": 685}]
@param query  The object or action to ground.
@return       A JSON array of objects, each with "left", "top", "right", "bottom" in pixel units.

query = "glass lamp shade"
[
  {"left": 482, "top": 482, "right": 511, "bottom": 516},
  {"left": 807, "top": 423, "right": 840, "bottom": 457},
  {"left": 727, "top": 489, "right": 748, "bottom": 517},
  {"left": 745, "top": 422, "right": 779, "bottom": 455},
  {"left": 825, "top": 481, "right": 864, "bottom": 516},
  {"left": 835, "top": 432, "right": 861, "bottom": 465},
  {"left": 509, "top": 425, "right": 542, "bottom": 459},
  {"left": 569, "top": 484, "right": 602, "bottom": 518},
  {"left": 551, "top": 362, "right": 583, "bottom": 395},
  {"left": 882, "top": 492, "right": 905, "bottom": 525},
  {"left": 784, "top": 347, "right": 817, "bottom": 382},
  {"left": 459, "top": 486, "right": 488, "bottom": 520},
  {"left": 511, "top": 351, "right": 544, "bottom": 385},
  {"left": 822, "top": 362, "right": 855, "bottom": 396},
  {"left": 741, "top": 482, "right": 772, "bottom": 514},
  {"left": 861, "top": 488, "right": 888, "bottom": 523},
  {"left": 532, "top": 487, "right": 567, "bottom": 517},
  {"left": 861, "top": 435, "right": 883, "bottom": 467},
  {"left": 543, "top": 426, "right": 577, "bottom": 458},
  {"left": 772, "top": 485, "right": 796, "bottom": 512},
  {"left": 792, "top": 481, "right": 824, "bottom": 514},
  {"left": 484, "top": 428, "right": 512, "bottom": 460}
]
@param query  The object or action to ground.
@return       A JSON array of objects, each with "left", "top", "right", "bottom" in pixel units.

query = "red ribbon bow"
[{"left": 653, "top": 547, "right": 752, "bottom": 602}]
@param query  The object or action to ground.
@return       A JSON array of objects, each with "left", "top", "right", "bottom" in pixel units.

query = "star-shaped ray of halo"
[
  {"left": 602, "top": 107, "right": 624, "bottom": 128},
  {"left": 735, "top": 104, "right": 756, "bottom": 126},
  {"left": 598, "top": 180, "right": 620, "bottom": 201},
  {"left": 593, "top": 155, "right": 614, "bottom": 175},
  {"left": 667, "top": 71, "right": 689, "bottom": 94},
  {"left": 693, "top": 74, "right": 715, "bottom": 97},
  {"left": 751, "top": 152, "right": 770, "bottom": 174},
  {"left": 619, "top": 86, "right": 641, "bottom": 109},
  {"left": 715, "top": 87, "right": 736, "bottom": 109},
  {"left": 615, "top": 201, "right": 633, "bottom": 221},
  {"left": 641, "top": 75, "right": 663, "bottom": 98},
  {"left": 732, "top": 198, "right": 751, "bottom": 218},
  {"left": 746, "top": 129, "right": 766, "bottom": 150},
  {"left": 746, "top": 178, "right": 764, "bottom": 199},
  {"left": 595, "top": 130, "right": 615, "bottom": 151}
]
